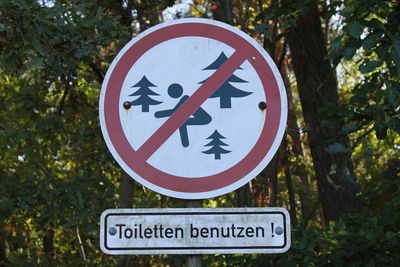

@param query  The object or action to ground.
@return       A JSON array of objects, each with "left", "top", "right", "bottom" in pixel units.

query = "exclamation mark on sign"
[{"left": 271, "top": 222, "right": 274, "bottom": 237}]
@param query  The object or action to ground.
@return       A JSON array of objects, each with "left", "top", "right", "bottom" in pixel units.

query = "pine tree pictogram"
[
  {"left": 200, "top": 52, "right": 252, "bottom": 108},
  {"left": 129, "top": 75, "right": 162, "bottom": 112},
  {"left": 202, "top": 130, "right": 231, "bottom": 160}
]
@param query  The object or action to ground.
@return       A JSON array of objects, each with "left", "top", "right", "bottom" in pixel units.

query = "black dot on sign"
[
  {"left": 258, "top": 101, "right": 267, "bottom": 110},
  {"left": 123, "top": 101, "right": 132, "bottom": 109},
  {"left": 109, "top": 227, "right": 117, "bottom": 236},
  {"left": 275, "top": 226, "right": 283, "bottom": 235}
]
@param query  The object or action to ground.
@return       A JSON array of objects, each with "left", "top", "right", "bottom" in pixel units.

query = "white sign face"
[
  {"left": 100, "top": 208, "right": 291, "bottom": 255},
  {"left": 120, "top": 38, "right": 265, "bottom": 178},
  {"left": 99, "top": 18, "right": 287, "bottom": 199}
]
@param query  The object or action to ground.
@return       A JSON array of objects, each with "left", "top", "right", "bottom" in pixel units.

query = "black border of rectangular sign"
[{"left": 104, "top": 211, "right": 287, "bottom": 251}]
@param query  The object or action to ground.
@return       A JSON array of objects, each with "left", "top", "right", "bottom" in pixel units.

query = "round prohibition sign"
[{"left": 99, "top": 19, "right": 287, "bottom": 199}]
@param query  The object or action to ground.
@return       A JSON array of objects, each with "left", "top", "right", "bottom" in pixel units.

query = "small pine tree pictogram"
[
  {"left": 202, "top": 130, "right": 231, "bottom": 160},
  {"left": 129, "top": 75, "right": 162, "bottom": 112},
  {"left": 199, "top": 52, "right": 252, "bottom": 108}
]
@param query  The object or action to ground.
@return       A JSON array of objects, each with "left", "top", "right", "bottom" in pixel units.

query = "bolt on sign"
[
  {"left": 99, "top": 18, "right": 288, "bottom": 199},
  {"left": 100, "top": 208, "right": 291, "bottom": 255}
]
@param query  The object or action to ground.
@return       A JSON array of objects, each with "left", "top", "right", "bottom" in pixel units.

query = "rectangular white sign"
[{"left": 100, "top": 208, "right": 290, "bottom": 255}]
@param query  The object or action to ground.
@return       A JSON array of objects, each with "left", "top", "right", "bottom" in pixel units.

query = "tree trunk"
[
  {"left": 0, "top": 232, "right": 7, "bottom": 267},
  {"left": 286, "top": 4, "right": 361, "bottom": 221},
  {"left": 255, "top": 153, "right": 279, "bottom": 207},
  {"left": 212, "top": 0, "right": 253, "bottom": 207},
  {"left": 282, "top": 137, "right": 298, "bottom": 226},
  {"left": 236, "top": 184, "right": 253, "bottom": 207},
  {"left": 281, "top": 63, "right": 313, "bottom": 221},
  {"left": 211, "top": 0, "right": 234, "bottom": 25},
  {"left": 43, "top": 229, "right": 55, "bottom": 267},
  {"left": 271, "top": 30, "right": 313, "bottom": 220},
  {"left": 269, "top": 155, "right": 279, "bottom": 206}
]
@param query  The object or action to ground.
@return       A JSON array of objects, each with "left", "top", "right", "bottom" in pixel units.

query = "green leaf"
[
  {"left": 254, "top": 23, "right": 269, "bottom": 33},
  {"left": 341, "top": 4, "right": 355, "bottom": 17},
  {"left": 365, "top": 147, "right": 373, "bottom": 158},
  {"left": 0, "top": 52, "right": 18, "bottom": 71},
  {"left": 344, "top": 46, "right": 357, "bottom": 59},
  {"left": 364, "top": 18, "right": 385, "bottom": 30},
  {"left": 374, "top": 120, "right": 388, "bottom": 139},
  {"left": 388, "top": 117, "right": 400, "bottom": 134},
  {"left": 329, "top": 164, "right": 337, "bottom": 175},
  {"left": 26, "top": 55, "right": 43, "bottom": 69},
  {"left": 344, "top": 168, "right": 354, "bottom": 183},
  {"left": 322, "top": 119, "right": 340, "bottom": 128},
  {"left": 359, "top": 60, "right": 381, "bottom": 73},
  {"left": 341, "top": 123, "right": 360, "bottom": 135},
  {"left": 325, "top": 143, "right": 349, "bottom": 154},
  {"left": 330, "top": 37, "right": 342, "bottom": 51},
  {"left": 0, "top": 129, "right": 17, "bottom": 137},
  {"left": 362, "top": 32, "right": 382, "bottom": 51},
  {"left": 326, "top": 175, "right": 341, "bottom": 190},
  {"left": 32, "top": 39, "right": 48, "bottom": 57},
  {"left": 77, "top": 191, "right": 84, "bottom": 208},
  {"left": 347, "top": 21, "right": 364, "bottom": 38},
  {"left": 391, "top": 35, "right": 400, "bottom": 75}
]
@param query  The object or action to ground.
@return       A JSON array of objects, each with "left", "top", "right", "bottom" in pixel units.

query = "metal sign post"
[{"left": 186, "top": 200, "right": 202, "bottom": 267}]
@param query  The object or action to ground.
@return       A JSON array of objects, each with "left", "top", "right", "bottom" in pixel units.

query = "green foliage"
[
  {"left": 325, "top": 143, "right": 350, "bottom": 154},
  {"left": 0, "top": 0, "right": 138, "bottom": 265},
  {"left": 0, "top": 0, "right": 399, "bottom": 266},
  {"left": 328, "top": 0, "right": 400, "bottom": 140},
  {"left": 272, "top": 207, "right": 400, "bottom": 266}
]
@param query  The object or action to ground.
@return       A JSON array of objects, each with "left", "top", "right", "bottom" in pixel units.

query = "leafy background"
[{"left": 0, "top": 0, "right": 399, "bottom": 266}]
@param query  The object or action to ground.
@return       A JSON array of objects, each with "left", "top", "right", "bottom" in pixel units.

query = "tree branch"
[{"left": 89, "top": 62, "right": 105, "bottom": 83}]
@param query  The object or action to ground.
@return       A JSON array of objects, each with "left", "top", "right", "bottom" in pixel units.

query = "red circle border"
[{"left": 103, "top": 22, "right": 282, "bottom": 193}]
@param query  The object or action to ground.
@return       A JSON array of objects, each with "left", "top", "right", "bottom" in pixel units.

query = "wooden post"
[{"left": 186, "top": 200, "right": 202, "bottom": 267}]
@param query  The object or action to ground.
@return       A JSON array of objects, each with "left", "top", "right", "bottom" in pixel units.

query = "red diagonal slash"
[
  {"left": 136, "top": 49, "right": 250, "bottom": 161},
  {"left": 102, "top": 21, "right": 284, "bottom": 194}
]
